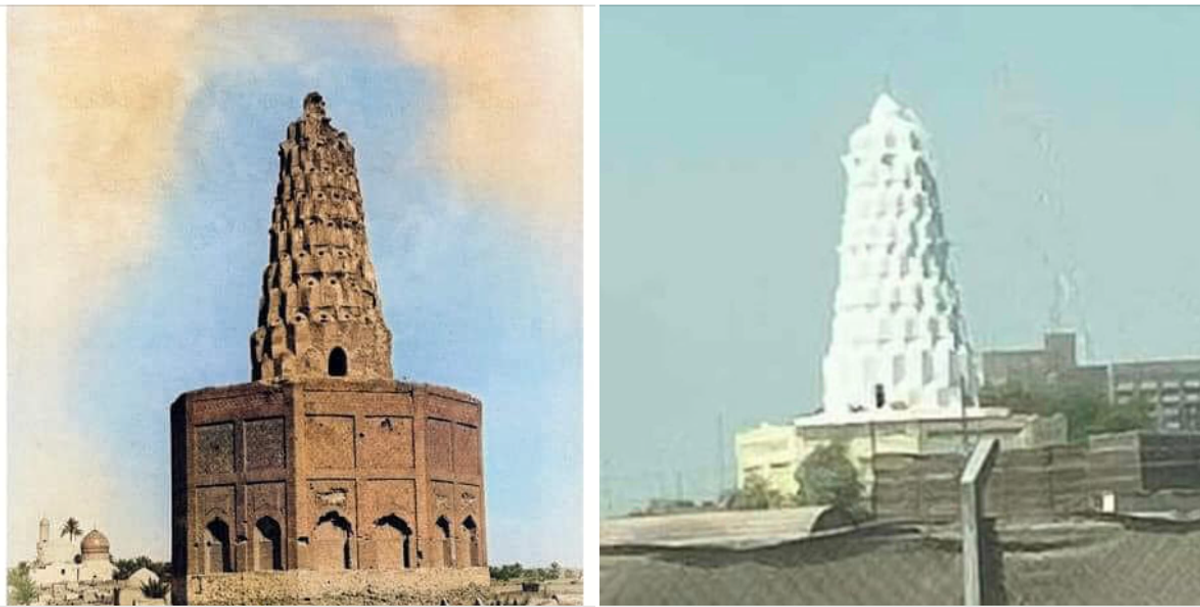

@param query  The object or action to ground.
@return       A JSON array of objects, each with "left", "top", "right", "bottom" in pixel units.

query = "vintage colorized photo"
[
  {"left": 8, "top": 7, "right": 581, "bottom": 605},
  {"left": 600, "top": 6, "right": 1200, "bottom": 605}
]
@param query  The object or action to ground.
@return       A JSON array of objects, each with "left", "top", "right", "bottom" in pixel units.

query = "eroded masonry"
[{"left": 170, "top": 93, "right": 487, "bottom": 604}]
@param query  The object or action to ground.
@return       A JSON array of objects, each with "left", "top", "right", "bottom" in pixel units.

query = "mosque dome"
[{"left": 80, "top": 529, "right": 110, "bottom": 559}]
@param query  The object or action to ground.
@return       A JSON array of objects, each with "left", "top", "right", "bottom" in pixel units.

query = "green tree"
[
  {"left": 489, "top": 562, "right": 524, "bottom": 582},
  {"left": 60, "top": 517, "right": 82, "bottom": 542},
  {"left": 730, "top": 473, "right": 784, "bottom": 510},
  {"left": 548, "top": 561, "right": 561, "bottom": 579},
  {"left": 1095, "top": 397, "right": 1156, "bottom": 435},
  {"left": 8, "top": 563, "right": 37, "bottom": 605},
  {"left": 113, "top": 556, "right": 170, "bottom": 582},
  {"left": 979, "top": 384, "right": 1154, "bottom": 443},
  {"left": 795, "top": 442, "right": 864, "bottom": 510}
]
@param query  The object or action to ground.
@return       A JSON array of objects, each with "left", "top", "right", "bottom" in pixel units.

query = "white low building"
[{"left": 737, "top": 411, "right": 1067, "bottom": 495}]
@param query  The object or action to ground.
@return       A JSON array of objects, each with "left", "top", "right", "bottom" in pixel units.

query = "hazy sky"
[
  {"left": 601, "top": 6, "right": 1200, "bottom": 516},
  {"left": 9, "top": 8, "right": 580, "bottom": 566}
]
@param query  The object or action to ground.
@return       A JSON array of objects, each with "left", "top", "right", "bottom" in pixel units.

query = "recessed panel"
[
  {"left": 195, "top": 422, "right": 236, "bottom": 475},
  {"left": 361, "top": 415, "right": 414, "bottom": 469},
  {"left": 427, "top": 418, "right": 454, "bottom": 477},
  {"left": 305, "top": 415, "right": 355, "bottom": 470},
  {"left": 245, "top": 417, "right": 286, "bottom": 471}
]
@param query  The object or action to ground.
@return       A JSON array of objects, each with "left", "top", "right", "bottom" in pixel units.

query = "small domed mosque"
[{"left": 31, "top": 518, "right": 118, "bottom": 586}]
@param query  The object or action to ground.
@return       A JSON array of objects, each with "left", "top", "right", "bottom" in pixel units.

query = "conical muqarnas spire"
[
  {"left": 250, "top": 92, "right": 394, "bottom": 382},
  {"left": 820, "top": 93, "right": 979, "bottom": 421}
]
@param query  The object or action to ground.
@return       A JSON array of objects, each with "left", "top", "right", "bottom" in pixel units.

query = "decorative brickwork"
[{"left": 250, "top": 92, "right": 394, "bottom": 383}]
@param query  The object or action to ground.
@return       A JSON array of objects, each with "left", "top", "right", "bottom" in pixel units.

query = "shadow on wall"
[{"left": 981, "top": 518, "right": 1007, "bottom": 606}]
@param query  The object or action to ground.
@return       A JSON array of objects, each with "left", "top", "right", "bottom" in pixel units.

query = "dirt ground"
[
  {"left": 491, "top": 579, "right": 584, "bottom": 605},
  {"left": 232, "top": 579, "right": 584, "bottom": 605},
  {"left": 599, "top": 519, "right": 1200, "bottom": 605}
]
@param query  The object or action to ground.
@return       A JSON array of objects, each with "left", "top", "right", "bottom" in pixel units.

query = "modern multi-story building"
[
  {"left": 982, "top": 332, "right": 1200, "bottom": 432},
  {"left": 1111, "top": 361, "right": 1200, "bottom": 432}
]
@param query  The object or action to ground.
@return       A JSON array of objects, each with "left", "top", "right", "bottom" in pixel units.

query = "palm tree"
[
  {"left": 140, "top": 577, "right": 170, "bottom": 599},
  {"left": 60, "top": 517, "right": 82, "bottom": 543}
]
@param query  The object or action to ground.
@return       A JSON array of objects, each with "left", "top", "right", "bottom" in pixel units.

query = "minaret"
[
  {"left": 820, "top": 93, "right": 979, "bottom": 421},
  {"left": 36, "top": 517, "right": 49, "bottom": 564},
  {"left": 250, "top": 92, "right": 394, "bottom": 382}
]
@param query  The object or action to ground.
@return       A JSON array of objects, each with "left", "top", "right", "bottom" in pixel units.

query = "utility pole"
[
  {"left": 962, "top": 438, "right": 1000, "bottom": 606},
  {"left": 869, "top": 418, "right": 878, "bottom": 516},
  {"left": 717, "top": 412, "right": 726, "bottom": 499}
]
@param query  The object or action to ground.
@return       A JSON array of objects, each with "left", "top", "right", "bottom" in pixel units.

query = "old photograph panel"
[{"left": 8, "top": 7, "right": 582, "bottom": 606}]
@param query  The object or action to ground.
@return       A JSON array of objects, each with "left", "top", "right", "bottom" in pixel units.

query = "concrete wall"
[
  {"left": 1088, "top": 431, "right": 1200, "bottom": 494},
  {"left": 873, "top": 445, "right": 1089, "bottom": 522},
  {"left": 876, "top": 433, "right": 1200, "bottom": 523}
]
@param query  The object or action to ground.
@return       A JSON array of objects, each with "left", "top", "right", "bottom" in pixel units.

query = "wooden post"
[
  {"left": 961, "top": 437, "right": 1000, "bottom": 606},
  {"left": 869, "top": 420, "right": 877, "bottom": 517}
]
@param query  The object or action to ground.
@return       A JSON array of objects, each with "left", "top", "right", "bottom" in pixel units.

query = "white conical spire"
[
  {"left": 869, "top": 93, "right": 902, "bottom": 121},
  {"left": 819, "top": 93, "right": 979, "bottom": 422}
]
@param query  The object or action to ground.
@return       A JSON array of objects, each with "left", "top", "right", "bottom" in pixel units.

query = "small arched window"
[
  {"left": 255, "top": 516, "right": 283, "bottom": 571},
  {"left": 328, "top": 347, "right": 348, "bottom": 377},
  {"left": 437, "top": 516, "right": 454, "bottom": 567},
  {"left": 205, "top": 518, "right": 232, "bottom": 573}
]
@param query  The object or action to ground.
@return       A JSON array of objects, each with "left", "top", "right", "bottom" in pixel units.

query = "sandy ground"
[{"left": 199, "top": 579, "right": 584, "bottom": 605}]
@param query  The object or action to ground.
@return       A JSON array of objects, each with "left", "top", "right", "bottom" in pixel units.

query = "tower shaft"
[
  {"left": 821, "top": 94, "right": 979, "bottom": 421},
  {"left": 251, "top": 92, "right": 394, "bottom": 382}
]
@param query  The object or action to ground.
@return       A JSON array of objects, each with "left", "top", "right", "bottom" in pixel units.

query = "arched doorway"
[
  {"left": 328, "top": 347, "right": 348, "bottom": 377},
  {"left": 313, "top": 511, "right": 353, "bottom": 570},
  {"left": 204, "top": 518, "right": 232, "bottom": 573},
  {"left": 255, "top": 516, "right": 283, "bottom": 571},
  {"left": 436, "top": 516, "right": 454, "bottom": 568},
  {"left": 373, "top": 515, "right": 414, "bottom": 570},
  {"left": 462, "top": 516, "right": 481, "bottom": 567}
]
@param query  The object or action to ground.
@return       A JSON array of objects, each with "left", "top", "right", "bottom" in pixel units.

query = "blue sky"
[
  {"left": 10, "top": 12, "right": 580, "bottom": 566},
  {"left": 601, "top": 6, "right": 1200, "bottom": 516}
]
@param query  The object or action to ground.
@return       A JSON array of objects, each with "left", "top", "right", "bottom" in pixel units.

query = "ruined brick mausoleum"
[{"left": 170, "top": 93, "right": 487, "bottom": 604}]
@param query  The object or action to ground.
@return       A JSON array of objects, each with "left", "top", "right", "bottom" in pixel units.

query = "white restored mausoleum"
[{"left": 736, "top": 93, "right": 1066, "bottom": 496}]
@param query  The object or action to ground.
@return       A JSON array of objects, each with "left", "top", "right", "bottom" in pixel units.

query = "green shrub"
[
  {"left": 795, "top": 441, "right": 864, "bottom": 511},
  {"left": 8, "top": 563, "right": 37, "bottom": 606}
]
